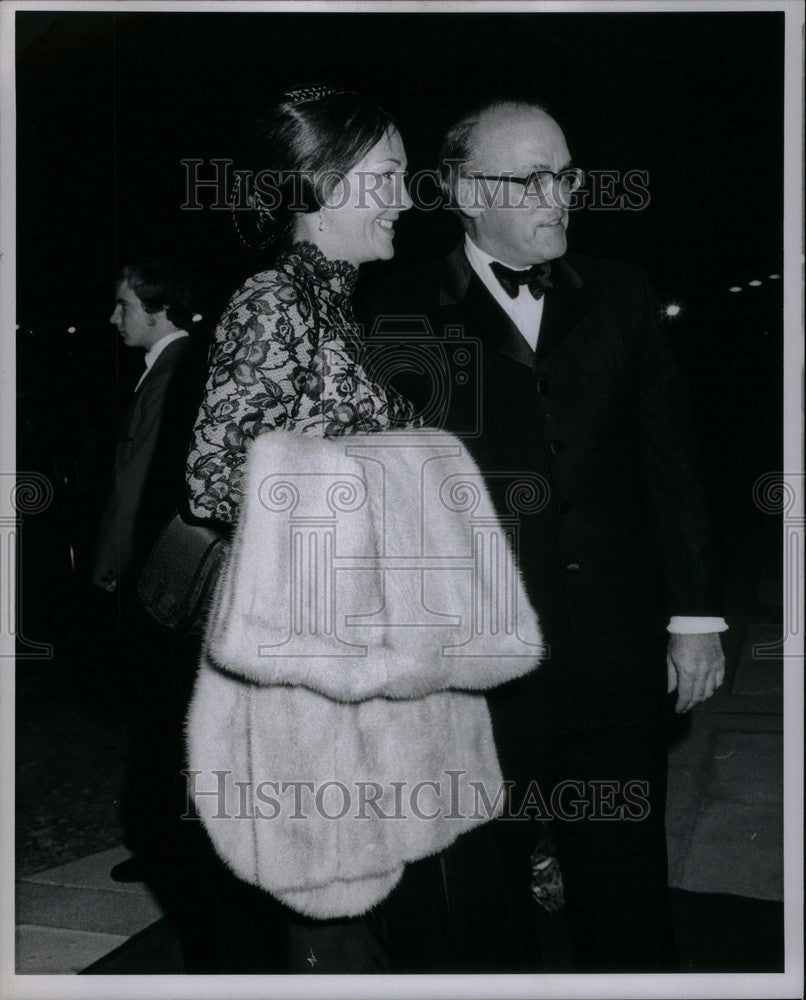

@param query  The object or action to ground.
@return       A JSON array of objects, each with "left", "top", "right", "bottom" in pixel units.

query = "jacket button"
[
  {"left": 550, "top": 440, "right": 562, "bottom": 455},
  {"left": 565, "top": 562, "right": 580, "bottom": 574},
  {"left": 557, "top": 499, "right": 570, "bottom": 515},
  {"left": 536, "top": 379, "right": 549, "bottom": 394}
]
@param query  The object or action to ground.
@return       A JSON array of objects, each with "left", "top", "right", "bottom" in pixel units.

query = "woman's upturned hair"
[{"left": 236, "top": 86, "right": 397, "bottom": 248}]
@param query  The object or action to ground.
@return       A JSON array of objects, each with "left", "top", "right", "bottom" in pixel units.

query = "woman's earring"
[{"left": 318, "top": 212, "right": 324, "bottom": 233}]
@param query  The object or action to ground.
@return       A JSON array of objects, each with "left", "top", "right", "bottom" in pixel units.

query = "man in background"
[
  {"left": 92, "top": 257, "right": 198, "bottom": 597},
  {"left": 91, "top": 258, "right": 207, "bottom": 905}
]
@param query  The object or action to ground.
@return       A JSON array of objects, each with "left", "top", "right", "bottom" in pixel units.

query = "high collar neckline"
[{"left": 278, "top": 240, "right": 359, "bottom": 299}]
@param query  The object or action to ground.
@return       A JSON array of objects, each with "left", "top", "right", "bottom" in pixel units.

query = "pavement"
[
  {"left": 14, "top": 541, "right": 785, "bottom": 974},
  {"left": 666, "top": 545, "right": 783, "bottom": 902},
  {"left": 15, "top": 846, "right": 162, "bottom": 974}
]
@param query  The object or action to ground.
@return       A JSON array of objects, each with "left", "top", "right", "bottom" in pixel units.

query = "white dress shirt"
[
  {"left": 464, "top": 236, "right": 546, "bottom": 350},
  {"left": 135, "top": 330, "right": 190, "bottom": 391},
  {"left": 463, "top": 236, "right": 727, "bottom": 637}
]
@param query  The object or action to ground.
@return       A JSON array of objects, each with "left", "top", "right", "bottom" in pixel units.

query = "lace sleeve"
[{"left": 185, "top": 274, "right": 311, "bottom": 522}]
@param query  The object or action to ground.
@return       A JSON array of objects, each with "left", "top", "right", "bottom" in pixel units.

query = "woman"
[
  {"left": 186, "top": 85, "right": 416, "bottom": 524},
  {"left": 185, "top": 87, "right": 521, "bottom": 974}
]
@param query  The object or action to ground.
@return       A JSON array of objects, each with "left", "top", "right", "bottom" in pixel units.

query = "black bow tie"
[{"left": 489, "top": 261, "right": 553, "bottom": 300}]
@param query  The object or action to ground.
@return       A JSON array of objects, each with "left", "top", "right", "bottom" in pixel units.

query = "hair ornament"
[
  {"left": 231, "top": 172, "right": 280, "bottom": 250},
  {"left": 284, "top": 84, "right": 342, "bottom": 105}
]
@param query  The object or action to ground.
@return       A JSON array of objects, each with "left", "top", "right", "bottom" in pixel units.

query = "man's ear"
[
  {"left": 147, "top": 306, "right": 169, "bottom": 328},
  {"left": 455, "top": 176, "right": 484, "bottom": 219}
]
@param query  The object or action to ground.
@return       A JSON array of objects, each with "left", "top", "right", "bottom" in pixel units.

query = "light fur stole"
[{"left": 187, "top": 428, "right": 542, "bottom": 918}]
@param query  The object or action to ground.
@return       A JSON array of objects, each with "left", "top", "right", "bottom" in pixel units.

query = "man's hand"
[{"left": 666, "top": 633, "right": 725, "bottom": 713}]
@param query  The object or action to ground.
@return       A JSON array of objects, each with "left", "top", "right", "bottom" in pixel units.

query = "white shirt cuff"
[{"left": 667, "top": 616, "right": 728, "bottom": 634}]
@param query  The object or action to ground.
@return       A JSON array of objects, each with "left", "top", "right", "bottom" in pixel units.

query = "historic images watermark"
[
  {"left": 183, "top": 769, "right": 652, "bottom": 823},
  {"left": 179, "top": 159, "right": 651, "bottom": 214}
]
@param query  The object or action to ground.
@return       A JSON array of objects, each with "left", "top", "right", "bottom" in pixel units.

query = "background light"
[
  {"left": 729, "top": 286, "right": 742, "bottom": 293},
  {"left": 748, "top": 280, "right": 762, "bottom": 287},
  {"left": 67, "top": 326, "right": 76, "bottom": 333},
  {"left": 192, "top": 313, "right": 203, "bottom": 323},
  {"left": 664, "top": 303, "right": 681, "bottom": 317},
  {"left": 768, "top": 273, "right": 780, "bottom": 280}
]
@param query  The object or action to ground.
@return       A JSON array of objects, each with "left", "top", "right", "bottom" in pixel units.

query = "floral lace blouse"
[{"left": 186, "top": 241, "right": 418, "bottom": 523}]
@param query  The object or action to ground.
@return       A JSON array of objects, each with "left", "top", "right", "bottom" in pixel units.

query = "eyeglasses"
[{"left": 467, "top": 167, "right": 585, "bottom": 199}]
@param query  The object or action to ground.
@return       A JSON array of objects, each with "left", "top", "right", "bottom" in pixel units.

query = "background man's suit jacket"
[
  {"left": 91, "top": 335, "right": 205, "bottom": 593},
  {"left": 358, "top": 247, "right": 722, "bottom": 737}
]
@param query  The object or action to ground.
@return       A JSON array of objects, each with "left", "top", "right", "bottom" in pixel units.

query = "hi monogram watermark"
[{"left": 240, "top": 432, "right": 548, "bottom": 662}]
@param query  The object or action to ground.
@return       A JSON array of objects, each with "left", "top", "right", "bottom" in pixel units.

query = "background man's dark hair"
[{"left": 117, "top": 257, "right": 195, "bottom": 331}]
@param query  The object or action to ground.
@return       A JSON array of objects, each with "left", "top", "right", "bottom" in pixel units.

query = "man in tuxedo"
[
  {"left": 359, "top": 101, "right": 726, "bottom": 971},
  {"left": 90, "top": 259, "right": 207, "bottom": 902}
]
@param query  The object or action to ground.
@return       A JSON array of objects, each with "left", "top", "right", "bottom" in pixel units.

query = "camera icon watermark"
[{"left": 360, "top": 315, "right": 483, "bottom": 438}]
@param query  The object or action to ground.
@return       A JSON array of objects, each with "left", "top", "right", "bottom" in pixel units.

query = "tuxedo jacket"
[
  {"left": 91, "top": 336, "right": 205, "bottom": 593},
  {"left": 358, "top": 246, "right": 721, "bottom": 735}
]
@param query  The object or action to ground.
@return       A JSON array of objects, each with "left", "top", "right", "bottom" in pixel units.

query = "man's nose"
[
  {"left": 524, "top": 180, "right": 560, "bottom": 215},
  {"left": 542, "top": 181, "right": 571, "bottom": 215}
]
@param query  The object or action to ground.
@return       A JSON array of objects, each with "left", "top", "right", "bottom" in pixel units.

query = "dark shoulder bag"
[
  {"left": 137, "top": 511, "right": 232, "bottom": 636},
  {"left": 146, "top": 320, "right": 317, "bottom": 636}
]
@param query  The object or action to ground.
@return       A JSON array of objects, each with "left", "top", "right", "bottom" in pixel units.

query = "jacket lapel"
[
  {"left": 119, "top": 337, "right": 190, "bottom": 458},
  {"left": 533, "top": 257, "right": 600, "bottom": 366},
  {"left": 136, "top": 335, "right": 189, "bottom": 391},
  {"left": 439, "top": 246, "right": 601, "bottom": 369},
  {"left": 439, "top": 246, "right": 535, "bottom": 368}
]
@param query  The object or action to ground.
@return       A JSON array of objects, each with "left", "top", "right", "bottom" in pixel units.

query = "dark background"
[{"left": 16, "top": 9, "right": 784, "bottom": 647}]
